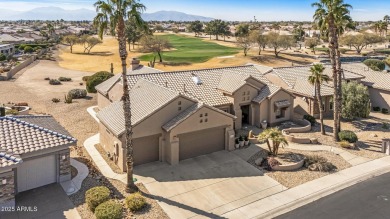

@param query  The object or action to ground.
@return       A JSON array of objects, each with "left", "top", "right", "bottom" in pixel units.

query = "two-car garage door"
[
  {"left": 17, "top": 155, "right": 57, "bottom": 193},
  {"left": 179, "top": 127, "right": 225, "bottom": 161}
]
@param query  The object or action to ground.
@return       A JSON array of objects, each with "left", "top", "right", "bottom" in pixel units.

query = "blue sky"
[{"left": 0, "top": 0, "right": 389, "bottom": 21}]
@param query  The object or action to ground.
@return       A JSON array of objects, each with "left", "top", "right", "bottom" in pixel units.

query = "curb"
[{"left": 256, "top": 165, "right": 390, "bottom": 219}]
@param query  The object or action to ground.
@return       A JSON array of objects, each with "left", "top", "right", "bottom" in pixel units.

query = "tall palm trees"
[
  {"left": 257, "top": 128, "right": 288, "bottom": 156},
  {"left": 312, "top": 0, "right": 352, "bottom": 141},
  {"left": 308, "top": 64, "right": 330, "bottom": 135},
  {"left": 94, "top": 0, "right": 146, "bottom": 193}
]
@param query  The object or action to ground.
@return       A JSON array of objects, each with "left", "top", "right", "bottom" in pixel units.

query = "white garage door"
[{"left": 17, "top": 155, "right": 57, "bottom": 193}]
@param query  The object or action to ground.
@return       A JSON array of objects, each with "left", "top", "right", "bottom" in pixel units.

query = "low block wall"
[
  {"left": 5, "top": 49, "right": 47, "bottom": 80},
  {"left": 282, "top": 119, "right": 317, "bottom": 144}
]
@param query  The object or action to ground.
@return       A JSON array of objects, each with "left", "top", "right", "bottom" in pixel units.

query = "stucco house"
[
  {"left": 0, "top": 115, "right": 76, "bottom": 208},
  {"left": 263, "top": 65, "right": 365, "bottom": 118},
  {"left": 96, "top": 62, "right": 294, "bottom": 170}
]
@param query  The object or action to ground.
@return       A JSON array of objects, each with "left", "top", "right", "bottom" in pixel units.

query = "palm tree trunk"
[
  {"left": 117, "top": 17, "right": 137, "bottom": 193},
  {"left": 316, "top": 83, "right": 325, "bottom": 135},
  {"left": 266, "top": 140, "right": 272, "bottom": 154},
  {"left": 328, "top": 15, "right": 340, "bottom": 141}
]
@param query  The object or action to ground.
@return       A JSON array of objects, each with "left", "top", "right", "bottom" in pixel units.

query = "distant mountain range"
[{"left": 0, "top": 7, "right": 214, "bottom": 22}]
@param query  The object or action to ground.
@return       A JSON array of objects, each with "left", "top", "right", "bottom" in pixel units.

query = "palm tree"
[
  {"left": 257, "top": 128, "right": 288, "bottom": 156},
  {"left": 312, "top": 0, "right": 352, "bottom": 141},
  {"left": 308, "top": 64, "right": 330, "bottom": 135},
  {"left": 94, "top": 0, "right": 146, "bottom": 193}
]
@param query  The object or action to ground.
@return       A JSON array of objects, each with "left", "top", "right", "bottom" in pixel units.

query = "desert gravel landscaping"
[{"left": 248, "top": 147, "right": 352, "bottom": 188}]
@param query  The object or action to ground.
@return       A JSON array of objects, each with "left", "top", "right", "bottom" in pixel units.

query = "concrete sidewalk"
[{"left": 219, "top": 156, "right": 390, "bottom": 219}]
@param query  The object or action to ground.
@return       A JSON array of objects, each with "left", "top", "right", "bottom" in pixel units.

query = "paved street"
[{"left": 277, "top": 172, "right": 390, "bottom": 219}]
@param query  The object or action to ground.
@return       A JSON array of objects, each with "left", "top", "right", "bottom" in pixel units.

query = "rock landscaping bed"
[
  {"left": 248, "top": 147, "right": 351, "bottom": 188},
  {"left": 95, "top": 143, "right": 123, "bottom": 174}
]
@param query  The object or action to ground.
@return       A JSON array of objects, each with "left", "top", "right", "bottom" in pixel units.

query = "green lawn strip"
[{"left": 139, "top": 34, "right": 239, "bottom": 64}]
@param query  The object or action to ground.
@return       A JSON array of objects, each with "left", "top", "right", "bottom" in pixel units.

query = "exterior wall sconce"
[
  {"left": 62, "top": 155, "right": 67, "bottom": 161},
  {"left": 2, "top": 179, "right": 7, "bottom": 185}
]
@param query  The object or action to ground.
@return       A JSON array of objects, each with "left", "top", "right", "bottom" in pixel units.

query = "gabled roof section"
[
  {"left": 340, "top": 62, "right": 390, "bottom": 92},
  {"left": 291, "top": 79, "right": 334, "bottom": 97},
  {"left": 0, "top": 149, "right": 22, "bottom": 168},
  {"left": 252, "top": 84, "right": 281, "bottom": 103},
  {"left": 0, "top": 117, "right": 77, "bottom": 155},
  {"left": 97, "top": 79, "right": 182, "bottom": 136},
  {"left": 127, "top": 65, "right": 163, "bottom": 74},
  {"left": 95, "top": 74, "right": 121, "bottom": 96},
  {"left": 162, "top": 102, "right": 236, "bottom": 132}
]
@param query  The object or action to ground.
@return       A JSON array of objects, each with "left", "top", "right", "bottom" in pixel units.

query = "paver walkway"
[
  {"left": 60, "top": 158, "right": 89, "bottom": 195},
  {"left": 86, "top": 106, "right": 99, "bottom": 122}
]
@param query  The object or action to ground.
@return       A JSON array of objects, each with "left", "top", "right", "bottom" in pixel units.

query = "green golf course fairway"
[{"left": 139, "top": 34, "right": 240, "bottom": 64}]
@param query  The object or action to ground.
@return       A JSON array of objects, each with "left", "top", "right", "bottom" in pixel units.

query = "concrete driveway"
[
  {"left": 135, "top": 146, "right": 286, "bottom": 219},
  {"left": 1, "top": 184, "right": 80, "bottom": 219}
]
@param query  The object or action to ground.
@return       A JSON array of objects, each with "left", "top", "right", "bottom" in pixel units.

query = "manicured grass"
[{"left": 139, "top": 34, "right": 240, "bottom": 64}]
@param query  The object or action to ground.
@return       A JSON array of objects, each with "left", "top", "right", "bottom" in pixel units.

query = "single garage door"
[
  {"left": 179, "top": 127, "right": 225, "bottom": 161},
  {"left": 17, "top": 155, "right": 57, "bottom": 193},
  {"left": 133, "top": 135, "right": 160, "bottom": 166}
]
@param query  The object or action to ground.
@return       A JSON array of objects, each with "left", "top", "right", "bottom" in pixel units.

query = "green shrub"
[
  {"left": 303, "top": 115, "right": 316, "bottom": 125},
  {"left": 382, "top": 108, "right": 389, "bottom": 114},
  {"left": 382, "top": 123, "right": 389, "bottom": 130},
  {"left": 68, "top": 89, "right": 87, "bottom": 99},
  {"left": 58, "top": 77, "right": 72, "bottom": 82},
  {"left": 363, "top": 59, "right": 386, "bottom": 71},
  {"left": 0, "top": 53, "right": 6, "bottom": 61},
  {"left": 24, "top": 46, "right": 34, "bottom": 53},
  {"left": 338, "top": 130, "right": 358, "bottom": 143},
  {"left": 5, "top": 109, "right": 19, "bottom": 115},
  {"left": 94, "top": 200, "right": 122, "bottom": 219},
  {"left": 373, "top": 106, "right": 381, "bottom": 111},
  {"left": 125, "top": 192, "right": 146, "bottom": 212},
  {"left": 86, "top": 71, "right": 114, "bottom": 93},
  {"left": 342, "top": 81, "right": 371, "bottom": 120},
  {"left": 85, "top": 186, "right": 110, "bottom": 212},
  {"left": 49, "top": 79, "right": 61, "bottom": 85}
]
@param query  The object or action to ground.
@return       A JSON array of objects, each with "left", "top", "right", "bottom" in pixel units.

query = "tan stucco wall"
[
  {"left": 99, "top": 122, "right": 126, "bottom": 171},
  {"left": 369, "top": 88, "right": 390, "bottom": 110},
  {"left": 168, "top": 106, "right": 235, "bottom": 164},
  {"left": 232, "top": 85, "right": 259, "bottom": 129},
  {"left": 97, "top": 93, "right": 112, "bottom": 109},
  {"left": 132, "top": 96, "right": 196, "bottom": 139},
  {"left": 268, "top": 90, "right": 294, "bottom": 126}
]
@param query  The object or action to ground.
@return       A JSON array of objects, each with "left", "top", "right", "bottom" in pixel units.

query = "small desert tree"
[
  {"left": 266, "top": 32, "right": 295, "bottom": 57},
  {"left": 188, "top": 20, "right": 203, "bottom": 37},
  {"left": 237, "top": 36, "right": 251, "bottom": 56},
  {"left": 257, "top": 128, "right": 288, "bottom": 156},
  {"left": 141, "top": 36, "right": 172, "bottom": 62},
  {"left": 340, "top": 33, "right": 385, "bottom": 54},
  {"left": 62, "top": 35, "right": 79, "bottom": 53},
  {"left": 83, "top": 37, "right": 102, "bottom": 54},
  {"left": 249, "top": 30, "right": 268, "bottom": 55},
  {"left": 341, "top": 81, "right": 371, "bottom": 120},
  {"left": 305, "top": 38, "right": 320, "bottom": 54}
]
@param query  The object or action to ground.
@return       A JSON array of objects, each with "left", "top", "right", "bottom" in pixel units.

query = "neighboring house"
[
  {"left": 0, "top": 115, "right": 76, "bottom": 208},
  {"left": 96, "top": 63, "right": 294, "bottom": 170},
  {"left": 341, "top": 62, "right": 390, "bottom": 110},
  {"left": 264, "top": 65, "right": 365, "bottom": 118},
  {"left": 0, "top": 44, "right": 14, "bottom": 55}
]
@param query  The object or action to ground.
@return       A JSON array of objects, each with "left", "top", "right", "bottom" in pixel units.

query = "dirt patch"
[{"left": 95, "top": 143, "right": 123, "bottom": 174}]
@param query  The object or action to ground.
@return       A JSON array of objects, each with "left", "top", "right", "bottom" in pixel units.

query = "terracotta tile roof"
[
  {"left": 127, "top": 65, "right": 163, "bottom": 74},
  {"left": 252, "top": 84, "right": 281, "bottom": 103},
  {"left": 126, "top": 65, "right": 274, "bottom": 107},
  {"left": 0, "top": 149, "right": 22, "bottom": 168},
  {"left": 340, "top": 62, "right": 390, "bottom": 92},
  {"left": 13, "top": 115, "right": 73, "bottom": 138},
  {"left": 0, "top": 117, "right": 76, "bottom": 156},
  {"left": 97, "top": 79, "right": 181, "bottom": 136},
  {"left": 162, "top": 102, "right": 236, "bottom": 132},
  {"left": 269, "top": 65, "right": 361, "bottom": 97}
]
